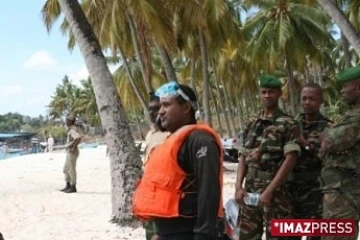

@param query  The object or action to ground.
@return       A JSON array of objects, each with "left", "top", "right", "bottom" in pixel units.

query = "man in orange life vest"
[{"left": 132, "top": 81, "right": 224, "bottom": 240}]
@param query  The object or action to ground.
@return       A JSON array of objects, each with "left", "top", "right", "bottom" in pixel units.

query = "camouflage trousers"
[
  {"left": 287, "top": 180, "right": 323, "bottom": 240},
  {"left": 238, "top": 179, "right": 292, "bottom": 240},
  {"left": 321, "top": 191, "right": 360, "bottom": 240}
]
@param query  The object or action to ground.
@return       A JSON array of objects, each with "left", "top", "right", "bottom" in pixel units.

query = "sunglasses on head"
[{"left": 155, "top": 81, "right": 197, "bottom": 110}]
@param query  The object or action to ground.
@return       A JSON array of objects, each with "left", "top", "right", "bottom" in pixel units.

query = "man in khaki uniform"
[
  {"left": 142, "top": 93, "right": 169, "bottom": 240},
  {"left": 60, "top": 114, "right": 82, "bottom": 193}
]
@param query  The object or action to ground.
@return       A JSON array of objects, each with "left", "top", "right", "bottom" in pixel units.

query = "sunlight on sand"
[{"left": 0, "top": 145, "right": 237, "bottom": 240}]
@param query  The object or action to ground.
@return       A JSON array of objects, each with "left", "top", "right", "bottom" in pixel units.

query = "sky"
[
  {"left": 0, "top": 2, "right": 252, "bottom": 118},
  {"left": 0, "top": 0, "right": 95, "bottom": 117}
]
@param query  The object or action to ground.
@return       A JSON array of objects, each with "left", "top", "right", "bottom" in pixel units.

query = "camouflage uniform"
[
  {"left": 320, "top": 107, "right": 360, "bottom": 240},
  {"left": 287, "top": 114, "right": 331, "bottom": 240},
  {"left": 238, "top": 108, "right": 301, "bottom": 240}
]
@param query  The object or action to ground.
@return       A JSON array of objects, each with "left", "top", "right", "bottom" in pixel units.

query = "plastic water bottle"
[{"left": 244, "top": 192, "right": 260, "bottom": 206}]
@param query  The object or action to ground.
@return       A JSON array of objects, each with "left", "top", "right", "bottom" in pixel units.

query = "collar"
[
  {"left": 258, "top": 107, "right": 286, "bottom": 123},
  {"left": 297, "top": 113, "right": 332, "bottom": 125}
]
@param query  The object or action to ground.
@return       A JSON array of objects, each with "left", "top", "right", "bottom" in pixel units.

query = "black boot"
[
  {"left": 65, "top": 184, "right": 77, "bottom": 193},
  {"left": 60, "top": 182, "right": 70, "bottom": 192}
]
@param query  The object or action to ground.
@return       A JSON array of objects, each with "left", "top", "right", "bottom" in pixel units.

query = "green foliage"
[
  {"left": 41, "top": 0, "right": 360, "bottom": 127},
  {"left": 0, "top": 113, "right": 51, "bottom": 133},
  {"left": 0, "top": 113, "right": 23, "bottom": 132},
  {"left": 47, "top": 75, "right": 100, "bottom": 126},
  {"left": 39, "top": 125, "right": 67, "bottom": 141}
]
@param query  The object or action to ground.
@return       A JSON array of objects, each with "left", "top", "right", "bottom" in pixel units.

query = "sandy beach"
[{"left": 0, "top": 145, "right": 237, "bottom": 240}]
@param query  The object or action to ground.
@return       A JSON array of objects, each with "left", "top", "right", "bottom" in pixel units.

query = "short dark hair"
[
  {"left": 302, "top": 83, "right": 323, "bottom": 98},
  {"left": 178, "top": 84, "right": 197, "bottom": 102},
  {"left": 175, "top": 84, "right": 197, "bottom": 121},
  {"left": 149, "top": 92, "right": 159, "bottom": 102}
]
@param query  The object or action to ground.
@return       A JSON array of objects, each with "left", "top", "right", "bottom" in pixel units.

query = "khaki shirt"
[
  {"left": 142, "top": 127, "right": 169, "bottom": 167},
  {"left": 66, "top": 126, "right": 81, "bottom": 151}
]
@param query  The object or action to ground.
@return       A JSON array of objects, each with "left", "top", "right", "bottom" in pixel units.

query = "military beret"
[
  {"left": 336, "top": 66, "right": 360, "bottom": 83},
  {"left": 259, "top": 74, "right": 282, "bottom": 89}
]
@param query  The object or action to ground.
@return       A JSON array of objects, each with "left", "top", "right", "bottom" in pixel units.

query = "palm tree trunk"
[
  {"left": 250, "top": 92, "right": 258, "bottom": 114},
  {"left": 317, "top": 0, "right": 360, "bottom": 57},
  {"left": 304, "top": 62, "right": 312, "bottom": 83},
  {"left": 242, "top": 92, "right": 250, "bottom": 120},
  {"left": 198, "top": 30, "right": 211, "bottom": 126},
  {"left": 220, "top": 76, "right": 236, "bottom": 137},
  {"left": 136, "top": 115, "right": 145, "bottom": 140},
  {"left": 155, "top": 43, "right": 177, "bottom": 82},
  {"left": 244, "top": 88, "right": 257, "bottom": 115},
  {"left": 189, "top": 59, "right": 202, "bottom": 119},
  {"left": 232, "top": 88, "right": 243, "bottom": 131},
  {"left": 341, "top": 31, "right": 352, "bottom": 68},
  {"left": 230, "top": 63, "right": 244, "bottom": 130},
  {"left": 118, "top": 47, "right": 152, "bottom": 126},
  {"left": 126, "top": 13, "right": 153, "bottom": 93},
  {"left": 57, "top": 0, "right": 142, "bottom": 226},
  {"left": 209, "top": 85, "right": 223, "bottom": 136},
  {"left": 285, "top": 53, "right": 298, "bottom": 116},
  {"left": 214, "top": 73, "right": 232, "bottom": 136}
]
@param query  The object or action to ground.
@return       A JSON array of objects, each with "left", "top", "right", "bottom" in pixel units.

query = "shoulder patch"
[{"left": 196, "top": 146, "right": 208, "bottom": 158}]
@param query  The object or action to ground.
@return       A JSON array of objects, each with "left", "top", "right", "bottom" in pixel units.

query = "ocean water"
[
  {"left": 0, "top": 148, "right": 36, "bottom": 160},
  {"left": 0, "top": 151, "right": 24, "bottom": 160}
]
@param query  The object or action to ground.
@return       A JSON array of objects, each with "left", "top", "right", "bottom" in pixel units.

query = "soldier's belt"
[{"left": 246, "top": 168, "right": 274, "bottom": 181}]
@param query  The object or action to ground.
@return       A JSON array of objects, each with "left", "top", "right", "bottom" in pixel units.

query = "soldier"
[
  {"left": 288, "top": 83, "right": 332, "bottom": 240},
  {"left": 60, "top": 114, "right": 82, "bottom": 193},
  {"left": 235, "top": 74, "right": 300, "bottom": 240},
  {"left": 320, "top": 66, "right": 360, "bottom": 240}
]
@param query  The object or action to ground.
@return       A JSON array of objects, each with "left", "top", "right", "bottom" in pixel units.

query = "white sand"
[{"left": 0, "top": 145, "right": 237, "bottom": 240}]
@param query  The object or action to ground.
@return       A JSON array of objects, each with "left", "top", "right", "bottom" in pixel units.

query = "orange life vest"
[{"left": 132, "top": 123, "right": 224, "bottom": 220}]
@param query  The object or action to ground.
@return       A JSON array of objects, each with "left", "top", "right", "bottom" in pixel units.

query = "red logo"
[{"left": 271, "top": 219, "right": 356, "bottom": 237}]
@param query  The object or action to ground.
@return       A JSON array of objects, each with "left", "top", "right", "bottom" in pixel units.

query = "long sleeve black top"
[{"left": 154, "top": 130, "right": 222, "bottom": 240}]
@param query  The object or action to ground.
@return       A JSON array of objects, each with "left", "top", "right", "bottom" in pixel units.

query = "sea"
[
  {"left": 0, "top": 143, "right": 103, "bottom": 160},
  {"left": 0, "top": 147, "right": 42, "bottom": 160},
  {"left": 0, "top": 151, "right": 26, "bottom": 160}
]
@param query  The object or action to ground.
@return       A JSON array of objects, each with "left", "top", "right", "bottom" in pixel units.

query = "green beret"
[
  {"left": 336, "top": 66, "right": 360, "bottom": 83},
  {"left": 259, "top": 74, "right": 282, "bottom": 89}
]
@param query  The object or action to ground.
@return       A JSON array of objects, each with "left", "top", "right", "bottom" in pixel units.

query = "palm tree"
[
  {"left": 242, "top": 0, "right": 334, "bottom": 115},
  {"left": 75, "top": 78, "right": 100, "bottom": 126},
  {"left": 42, "top": 0, "right": 142, "bottom": 226},
  {"left": 317, "top": 0, "right": 360, "bottom": 56},
  {"left": 166, "top": 0, "right": 243, "bottom": 125},
  {"left": 48, "top": 76, "right": 80, "bottom": 118}
]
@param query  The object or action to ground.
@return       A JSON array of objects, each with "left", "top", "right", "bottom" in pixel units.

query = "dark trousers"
[{"left": 159, "top": 232, "right": 194, "bottom": 240}]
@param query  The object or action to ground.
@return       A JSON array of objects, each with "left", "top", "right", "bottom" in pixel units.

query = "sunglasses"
[{"left": 155, "top": 81, "right": 198, "bottom": 110}]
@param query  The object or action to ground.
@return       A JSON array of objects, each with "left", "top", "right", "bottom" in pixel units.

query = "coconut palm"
[
  {"left": 42, "top": 0, "right": 142, "bottom": 225},
  {"left": 317, "top": 0, "right": 360, "bottom": 56},
  {"left": 48, "top": 76, "right": 81, "bottom": 118},
  {"left": 242, "top": 0, "right": 334, "bottom": 115},
  {"left": 75, "top": 78, "right": 100, "bottom": 126}
]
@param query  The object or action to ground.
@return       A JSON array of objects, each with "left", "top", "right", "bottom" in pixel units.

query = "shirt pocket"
[{"left": 260, "top": 125, "right": 284, "bottom": 154}]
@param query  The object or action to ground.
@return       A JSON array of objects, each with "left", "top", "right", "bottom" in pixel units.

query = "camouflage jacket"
[
  {"left": 239, "top": 108, "right": 301, "bottom": 175},
  {"left": 294, "top": 113, "right": 332, "bottom": 172},
  {"left": 321, "top": 107, "right": 360, "bottom": 193}
]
